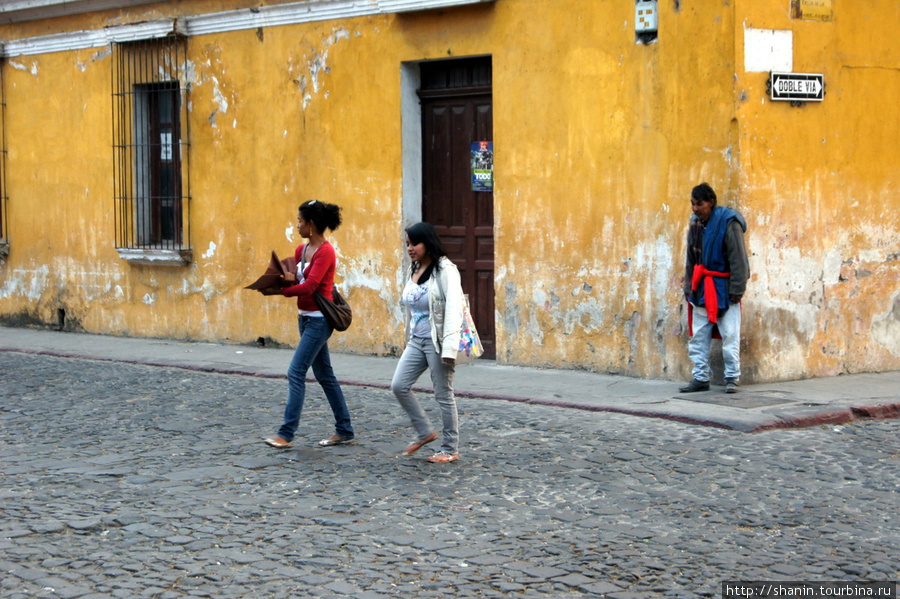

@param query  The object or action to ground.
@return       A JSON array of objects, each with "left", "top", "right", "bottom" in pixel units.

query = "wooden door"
[{"left": 419, "top": 57, "right": 495, "bottom": 359}]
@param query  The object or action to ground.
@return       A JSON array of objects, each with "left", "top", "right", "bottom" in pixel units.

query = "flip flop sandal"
[
  {"left": 427, "top": 451, "right": 459, "bottom": 463},
  {"left": 319, "top": 435, "right": 354, "bottom": 447},
  {"left": 264, "top": 437, "right": 292, "bottom": 449},
  {"left": 402, "top": 431, "right": 438, "bottom": 456}
]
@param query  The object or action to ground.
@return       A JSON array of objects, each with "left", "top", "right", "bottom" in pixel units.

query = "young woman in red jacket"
[{"left": 264, "top": 200, "right": 354, "bottom": 449}]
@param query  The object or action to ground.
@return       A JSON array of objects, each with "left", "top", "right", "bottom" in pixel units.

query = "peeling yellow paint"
[{"left": 0, "top": 0, "right": 897, "bottom": 383}]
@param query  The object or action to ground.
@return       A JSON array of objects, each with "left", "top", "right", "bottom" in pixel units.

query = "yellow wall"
[
  {"left": 490, "top": 0, "right": 737, "bottom": 377},
  {"left": 0, "top": 0, "right": 898, "bottom": 383},
  {"left": 734, "top": 0, "right": 900, "bottom": 380}
]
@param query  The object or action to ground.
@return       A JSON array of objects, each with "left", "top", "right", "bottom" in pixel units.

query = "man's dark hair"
[{"left": 691, "top": 183, "right": 717, "bottom": 205}]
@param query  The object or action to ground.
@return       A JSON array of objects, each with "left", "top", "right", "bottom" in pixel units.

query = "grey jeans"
[
  {"left": 688, "top": 302, "right": 742, "bottom": 382},
  {"left": 390, "top": 335, "right": 459, "bottom": 455}
]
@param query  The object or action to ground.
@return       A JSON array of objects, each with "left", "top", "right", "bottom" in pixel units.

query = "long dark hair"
[
  {"left": 299, "top": 200, "right": 342, "bottom": 233},
  {"left": 406, "top": 222, "right": 447, "bottom": 280}
]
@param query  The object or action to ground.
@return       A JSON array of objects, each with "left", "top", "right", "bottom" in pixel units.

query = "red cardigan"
[{"left": 281, "top": 242, "right": 335, "bottom": 312}]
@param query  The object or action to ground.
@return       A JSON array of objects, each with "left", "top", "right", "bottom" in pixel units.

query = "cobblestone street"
[{"left": 1, "top": 352, "right": 898, "bottom": 598}]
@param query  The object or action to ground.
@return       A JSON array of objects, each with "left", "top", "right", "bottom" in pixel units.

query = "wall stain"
[{"left": 872, "top": 293, "right": 900, "bottom": 357}]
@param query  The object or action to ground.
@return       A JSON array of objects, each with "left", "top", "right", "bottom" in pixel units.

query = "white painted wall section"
[{"left": 744, "top": 27, "right": 792, "bottom": 73}]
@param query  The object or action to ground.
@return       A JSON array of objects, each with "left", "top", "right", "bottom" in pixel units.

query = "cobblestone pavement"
[{"left": 1, "top": 352, "right": 898, "bottom": 598}]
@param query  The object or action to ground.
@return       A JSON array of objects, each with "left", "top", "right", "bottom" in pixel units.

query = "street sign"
[{"left": 769, "top": 72, "right": 825, "bottom": 102}]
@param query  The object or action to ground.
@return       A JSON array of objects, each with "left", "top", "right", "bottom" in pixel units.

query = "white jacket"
[{"left": 403, "top": 256, "right": 465, "bottom": 362}]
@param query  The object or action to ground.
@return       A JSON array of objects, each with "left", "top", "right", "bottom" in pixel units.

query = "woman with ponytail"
[{"left": 264, "top": 200, "right": 355, "bottom": 449}]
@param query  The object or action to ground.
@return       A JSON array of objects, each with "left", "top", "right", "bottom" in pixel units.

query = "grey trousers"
[{"left": 390, "top": 336, "right": 459, "bottom": 455}]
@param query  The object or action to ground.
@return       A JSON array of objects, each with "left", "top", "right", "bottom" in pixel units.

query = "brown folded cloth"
[{"left": 245, "top": 251, "right": 297, "bottom": 295}]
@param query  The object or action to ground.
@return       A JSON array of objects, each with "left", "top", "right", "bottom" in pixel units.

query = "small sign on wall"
[
  {"left": 791, "top": 0, "right": 833, "bottom": 22},
  {"left": 160, "top": 132, "right": 173, "bottom": 161},
  {"left": 471, "top": 141, "right": 494, "bottom": 192},
  {"left": 769, "top": 72, "right": 825, "bottom": 102}
]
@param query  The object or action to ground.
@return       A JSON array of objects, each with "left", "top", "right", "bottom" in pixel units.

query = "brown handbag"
[{"left": 314, "top": 288, "right": 352, "bottom": 332}]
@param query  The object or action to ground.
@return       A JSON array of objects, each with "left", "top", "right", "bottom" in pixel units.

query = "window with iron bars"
[
  {"left": 0, "top": 58, "right": 8, "bottom": 259},
  {"left": 112, "top": 35, "right": 191, "bottom": 266}
]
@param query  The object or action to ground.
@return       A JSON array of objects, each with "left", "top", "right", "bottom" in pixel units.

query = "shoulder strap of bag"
[{"left": 432, "top": 259, "right": 446, "bottom": 301}]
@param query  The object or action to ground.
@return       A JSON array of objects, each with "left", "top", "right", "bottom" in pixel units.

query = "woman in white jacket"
[{"left": 391, "top": 222, "right": 464, "bottom": 463}]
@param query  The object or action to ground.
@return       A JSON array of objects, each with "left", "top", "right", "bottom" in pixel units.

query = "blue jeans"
[
  {"left": 277, "top": 315, "right": 354, "bottom": 442},
  {"left": 688, "top": 303, "right": 742, "bottom": 382}
]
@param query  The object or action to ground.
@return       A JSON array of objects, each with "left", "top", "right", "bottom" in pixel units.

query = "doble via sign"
[{"left": 769, "top": 72, "right": 825, "bottom": 102}]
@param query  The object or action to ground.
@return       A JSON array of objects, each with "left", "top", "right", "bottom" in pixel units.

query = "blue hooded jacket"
[{"left": 692, "top": 206, "right": 748, "bottom": 312}]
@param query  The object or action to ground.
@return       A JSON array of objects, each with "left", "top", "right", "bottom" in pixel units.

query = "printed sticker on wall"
[
  {"left": 471, "top": 141, "right": 493, "bottom": 193},
  {"left": 160, "top": 132, "right": 173, "bottom": 161},
  {"left": 791, "top": 0, "right": 833, "bottom": 22}
]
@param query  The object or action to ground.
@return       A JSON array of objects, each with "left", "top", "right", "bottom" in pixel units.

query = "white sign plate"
[{"left": 770, "top": 72, "right": 824, "bottom": 102}]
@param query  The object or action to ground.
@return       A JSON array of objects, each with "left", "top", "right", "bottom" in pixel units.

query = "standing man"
[{"left": 680, "top": 183, "right": 749, "bottom": 394}]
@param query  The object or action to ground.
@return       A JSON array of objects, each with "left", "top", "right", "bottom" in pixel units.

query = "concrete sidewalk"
[{"left": 2, "top": 326, "right": 898, "bottom": 432}]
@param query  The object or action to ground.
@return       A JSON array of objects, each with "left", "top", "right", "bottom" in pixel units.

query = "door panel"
[{"left": 419, "top": 58, "right": 495, "bottom": 359}]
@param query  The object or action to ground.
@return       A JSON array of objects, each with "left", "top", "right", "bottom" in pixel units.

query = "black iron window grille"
[{"left": 112, "top": 35, "right": 191, "bottom": 263}]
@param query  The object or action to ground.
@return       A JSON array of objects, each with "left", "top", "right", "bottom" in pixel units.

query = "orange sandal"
[
  {"left": 402, "top": 431, "right": 438, "bottom": 456},
  {"left": 427, "top": 451, "right": 459, "bottom": 463}
]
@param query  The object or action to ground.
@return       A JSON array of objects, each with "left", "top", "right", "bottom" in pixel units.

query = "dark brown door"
[{"left": 419, "top": 57, "right": 495, "bottom": 359}]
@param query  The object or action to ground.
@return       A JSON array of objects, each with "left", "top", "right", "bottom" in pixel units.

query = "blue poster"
[{"left": 471, "top": 141, "right": 494, "bottom": 192}]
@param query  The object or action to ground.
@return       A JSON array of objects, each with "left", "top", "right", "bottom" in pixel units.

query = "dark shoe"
[
  {"left": 319, "top": 434, "right": 354, "bottom": 447},
  {"left": 679, "top": 379, "right": 710, "bottom": 393},
  {"left": 264, "top": 436, "right": 292, "bottom": 449},
  {"left": 725, "top": 378, "right": 739, "bottom": 394},
  {"left": 402, "top": 431, "right": 438, "bottom": 456}
]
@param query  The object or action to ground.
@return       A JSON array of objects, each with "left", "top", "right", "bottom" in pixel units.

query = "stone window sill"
[{"left": 117, "top": 248, "right": 192, "bottom": 266}]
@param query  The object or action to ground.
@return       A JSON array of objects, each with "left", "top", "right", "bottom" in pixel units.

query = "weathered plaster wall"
[
  {"left": 180, "top": 19, "right": 407, "bottom": 354},
  {"left": 0, "top": 0, "right": 897, "bottom": 383},
  {"left": 735, "top": 0, "right": 900, "bottom": 381},
  {"left": 0, "top": 2, "right": 411, "bottom": 353},
  {"left": 1, "top": 44, "right": 121, "bottom": 333},
  {"left": 489, "top": 0, "right": 738, "bottom": 379}
]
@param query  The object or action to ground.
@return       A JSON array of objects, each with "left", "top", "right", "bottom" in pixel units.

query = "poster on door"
[{"left": 471, "top": 141, "right": 494, "bottom": 192}]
